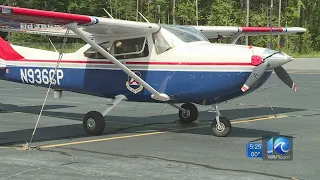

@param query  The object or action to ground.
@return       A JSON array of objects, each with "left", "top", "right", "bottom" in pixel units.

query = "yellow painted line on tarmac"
[
  {"left": 231, "top": 114, "right": 288, "bottom": 124},
  {"left": 39, "top": 125, "right": 210, "bottom": 149},
  {"left": 39, "top": 131, "right": 167, "bottom": 149},
  {"left": 39, "top": 114, "right": 288, "bottom": 149}
]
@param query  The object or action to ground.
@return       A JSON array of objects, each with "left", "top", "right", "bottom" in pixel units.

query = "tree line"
[{"left": 0, "top": 0, "right": 319, "bottom": 54}]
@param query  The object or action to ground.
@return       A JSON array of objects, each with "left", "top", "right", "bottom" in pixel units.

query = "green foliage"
[
  {"left": 176, "top": 0, "right": 196, "bottom": 25},
  {"left": 207, "top": 0, "right": 240, "bottom": 26},
  {"left": 1, "top": 0, "right": 319, "bottom": 55},
  {"left": 299, "top": 30, "right": 313, "bottom": 54}
]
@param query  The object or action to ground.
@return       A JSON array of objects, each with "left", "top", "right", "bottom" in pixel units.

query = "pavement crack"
[
  {"left": 38, "top": 148, "right": 73, "bottom": 157},
  {"left": 37, "top": 148, "right": 79, "bottom": 167},
  {"left": 60, "top": 147, "right": 295, "bottom": 180},
  {"left": 60, "top": 162, "right": 79, "bottom": 166},
  {"left": 1, "top": 167, "right": 42, "bottom": 180},
  {"left": 286, "top": 113, "right": 320, "bottom": 118}
]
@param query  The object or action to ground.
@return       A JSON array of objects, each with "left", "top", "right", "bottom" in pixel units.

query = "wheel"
[
  {"left": 83, "top": 111, "right": 105, "bottom": 136},
  {"left": 178, "top": 103, "right": 198, "bottom": 123},
  {"left": 211, "top": 117, "right": 231, "bottom": 137}
]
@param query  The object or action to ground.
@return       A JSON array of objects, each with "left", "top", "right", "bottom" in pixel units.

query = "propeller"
[
  {"left": 274, "top": 66, "right": 296, "bottom": 91},
  {"left": 241, "top": 0, "right": 296, "bottom": 93},
  {"left": 241, "top": 52, "right": 297, "bottom": 93},
  {"left": 241, "top": 61, "right": 269, "bottom": 92}
]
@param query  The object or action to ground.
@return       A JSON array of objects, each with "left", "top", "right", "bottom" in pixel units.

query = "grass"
[
  {"left": 289, "top": 53, "right": 320, "bottom": 58},
  {"left": 11, "top": 42, "right": 85, "bottom": 53},
  {"left": 280, "top": 49, "right": 320, "bottom": 58}
]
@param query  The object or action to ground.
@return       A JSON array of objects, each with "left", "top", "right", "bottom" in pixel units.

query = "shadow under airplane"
[{"left": 0, "top": 103, "right": 306, "bottom": 146}]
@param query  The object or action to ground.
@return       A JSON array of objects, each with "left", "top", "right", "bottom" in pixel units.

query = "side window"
[
  {"left": 111, "top": 37, "right": 149, "bottom": 60},
  {"left": 84, "top": 42, "right": 111, "bottom": 59}
]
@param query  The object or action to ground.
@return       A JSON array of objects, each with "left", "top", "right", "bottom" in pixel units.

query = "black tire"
[
  {"left": 211, "top": 117, "right": 231, "bottom": 137},
  {"left": 178, "top": 103, "right": 198, "bottom": 123},
  {"left": 83, "top": 111, "right": 105, "bottom": 136}
]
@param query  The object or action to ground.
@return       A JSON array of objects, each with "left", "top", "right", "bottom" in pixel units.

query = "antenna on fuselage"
[
  {"left": 138, "top": 12, "right": 150, "bottom": 23},
  {"left": 103, "top": 8, "right": 114, "bottom": 19}
]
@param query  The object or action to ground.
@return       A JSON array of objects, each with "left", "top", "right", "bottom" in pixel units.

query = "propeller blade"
[
  {"left": 241, "top": 62, "right": 269, "bottom": 92},
  {"left": 274, "top": 66, "right": 297, "bottom": 91}
]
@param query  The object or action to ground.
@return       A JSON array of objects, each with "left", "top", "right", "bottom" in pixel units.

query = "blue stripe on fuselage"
[{"left": 1, "top": 66, "right": 272, "bottom": 105}]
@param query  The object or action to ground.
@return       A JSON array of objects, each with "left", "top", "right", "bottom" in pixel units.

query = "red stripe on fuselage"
[
  {"left": 5, "top": 59, "right": 253, "bottom": 66},
  {"left": 6, "top": 59, "right": 113, "bottom": 64},
  {"left": 126, "top": 61, "right": 252, "bottom": 66}
]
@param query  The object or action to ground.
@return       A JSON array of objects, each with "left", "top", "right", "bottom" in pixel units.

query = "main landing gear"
[
  {"left": 82, "top": 95, "right": 127, "bottom": 136},
  {"left": 172, "top": 103, "right": 199, "bottom": 123},
  {"left": 172, "top": 103, "right": 232, "bottom": 137}
]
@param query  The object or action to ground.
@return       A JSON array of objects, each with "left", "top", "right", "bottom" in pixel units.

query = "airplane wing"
[
  {"left": 0, "top": 6, "right": 306, "bottom": 40},
  {"left": 0, "top": 6, "right": 160, "bottom": 38},
  {"left": 0, "top": 5, "right": 306, "bottom": 41},
  {"left": 193, "top": 26, "right": 306, "bottom": 43}
]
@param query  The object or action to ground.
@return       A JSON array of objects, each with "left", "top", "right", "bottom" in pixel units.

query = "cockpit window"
[
  {"left": 113, "top": 37, "right": 146, "bottom": 55},
  {"left": 111, "top": 37, "right": 149, "bottom": 60},
  {"left": 160, "top": 25, "right": 208, "bottom": 43},
  {"left": 84, "top": 41, "right": 111, "bottom": 59}
]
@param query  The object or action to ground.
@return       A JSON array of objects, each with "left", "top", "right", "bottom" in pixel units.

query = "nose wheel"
[
  {"left": 211, "top": 117, "right": 231, "bottom": 137},
  {"left": 211, "top": 105, "right": 232, "bottom": 137},
  {"left": 172, "top": 103, "right": 231, "bottom": 137}
]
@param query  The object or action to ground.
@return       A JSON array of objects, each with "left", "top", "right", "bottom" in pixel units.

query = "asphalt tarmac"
[{"left": 0, "top": 59, "right": 320, "bottom": 179}]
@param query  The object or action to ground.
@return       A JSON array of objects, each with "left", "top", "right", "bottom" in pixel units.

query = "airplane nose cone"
[
  {"left": 262, "top": 49, "right": 294, "bottom": 68},
  {"left": 284, "top": 53, "right": 294, "bottom": 63},
  {"left": 278, "top": 51, "right": 294, "bottom": 63}
]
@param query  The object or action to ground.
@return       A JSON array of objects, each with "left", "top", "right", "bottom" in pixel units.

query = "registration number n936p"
[{"left": 20, "top": 68, "right": 64, "bottom": 85}]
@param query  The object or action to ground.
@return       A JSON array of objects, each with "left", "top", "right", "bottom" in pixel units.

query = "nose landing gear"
[
  {"left": 172, "top": 103, "right": 231, "bottom": 137},
  {"left": 211, "top": 105, "right": 232, "bottom": 137}
]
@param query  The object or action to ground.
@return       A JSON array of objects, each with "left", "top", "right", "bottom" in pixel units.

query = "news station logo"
[{"left": 262, "top": 136, "right": 293, "bottom": 161}]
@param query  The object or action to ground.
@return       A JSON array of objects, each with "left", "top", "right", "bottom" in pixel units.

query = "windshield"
[{"left": 160, "top": 24, "right": 209, "bottom": 43}]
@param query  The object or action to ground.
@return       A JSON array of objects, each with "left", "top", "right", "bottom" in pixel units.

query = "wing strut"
[
  {"left": 231, "top": 34, "right": 242, "bottom": 44},
  {"left": 66, "top": 23, "right": 170, "bottom": 102}
]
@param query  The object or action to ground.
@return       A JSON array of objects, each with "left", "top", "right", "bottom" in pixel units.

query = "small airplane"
[{"left": 0, "top": 5, "right": 305, "bottom": 137}]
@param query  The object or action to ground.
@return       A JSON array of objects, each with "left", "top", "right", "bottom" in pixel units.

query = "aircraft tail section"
[{"left": 0, "top": 37, "right": 24, "bottom": 60}]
